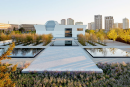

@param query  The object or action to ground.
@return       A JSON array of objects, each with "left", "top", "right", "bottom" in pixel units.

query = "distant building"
[
  {"left": 91, "top": 22, "right": 95, "bottom": 30},
  {"left": 113, "top": 23, "right": 123, "bottom": 29},
  {"left": 67, "top": 18, "right": 74, "bottom": 25},
  {"left": 123, "top": 18, "right": 129, "bottom": 29},
  {"left": 20, "top": 24, "right": 35, "bottom": 31},
  {"left": 10, "top": 24, "right": 19, "bottom": 30},
  {"left": 94, "top": 15, "right": 102, "bottom": 30},
  {"left": 75, "top": 22, "right": 83, "bottom": 25},
  {"left": 61, "top": 19, "right": 66, "bottom": 25},
  {"left": 0, "top": 23, "right": 12, "bottom": 31},
  {"left": 88, "top": 23, "right": 91, "bottom": 29},
  {"left": 118, "top": 23, "right": 123, "bottom": 29},
  {"left": 88, "top": 22, "right": 95, "bottom": 30},
  {"left": 105, "top": 16, "right": 114, "bottom": 32}
]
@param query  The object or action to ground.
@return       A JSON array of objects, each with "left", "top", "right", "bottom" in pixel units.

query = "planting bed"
[{"left": 5, "top": 62, "right": 130, "bottom": 87}]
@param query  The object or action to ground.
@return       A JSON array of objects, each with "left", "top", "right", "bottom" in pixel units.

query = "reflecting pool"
[
  {"left": 51, "top": 40, "right": 78, "bottom": 46},
  {"left": 84, "top": 48, "right": 130, "bottom": 58},
  {"left": 0, "top": 48, "right": 44, "bottom": 58}
]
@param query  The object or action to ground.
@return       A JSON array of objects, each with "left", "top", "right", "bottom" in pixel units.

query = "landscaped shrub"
[
  {"left": 42, "top": 33, "right": 53, "bottom": 46},
  {"left": 5, "top": 61, "right": 130, "bottom": 86},
  {"left": 78, "top": 34, "right": 86, "bottom": 46}
]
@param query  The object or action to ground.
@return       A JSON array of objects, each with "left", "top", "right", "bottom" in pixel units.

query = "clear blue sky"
[{"left": 0, "top": 0, "right": 130, "bottom": 28}]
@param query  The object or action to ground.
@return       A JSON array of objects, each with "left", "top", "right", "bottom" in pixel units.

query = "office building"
[
  {"left": 67, "top": 18, "right": 74, "bottom": 25},
  {"left": 61, "top": 19, "right": 66, "bottom": 25},
  {"left": 34, "top": 20, "right": 87, "bottom": 37},
  {"left": 123, "top": 18, "right": 129, "bottom": 29},
  {"left": 75, "top": 22, "right": 83, "bottom": 25},
  {"left": 105, "top": 16, "right": 114, "bottom": 31},
  {"left": 94, "top": 15, "right": 102, "bottom": 30}
]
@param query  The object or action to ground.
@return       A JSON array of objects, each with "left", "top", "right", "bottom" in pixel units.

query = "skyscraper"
[
  {"left": 67, "top": 18, "right": 74, "bottom": 25},
  {"left": 75, "top": 22, "right": 83, "bottom": 25},
  {"left": 105, "top": 16, "right": 114, "bottom": 32},
  {"left": 123, "top": 18, "right": 129, "bottom": 29},
  {"left": 94, "top": 15, "right": 102, "bottom": 30},
  {"left": 61, "top": 19, "right": 66, "bottom": 25}
]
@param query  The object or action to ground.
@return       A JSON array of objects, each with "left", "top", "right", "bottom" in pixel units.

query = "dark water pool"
[
  {"left": 84, "top": 48, "right": 130, "bottom": 58},
  {"left": 0, "top": 48, "right": 44, "bottom": 58},
  {"left": 51, "top": 40, "right": 78, "bottom": 46}
]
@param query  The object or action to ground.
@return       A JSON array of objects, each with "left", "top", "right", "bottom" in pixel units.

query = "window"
[{"left": 77, "top": 28, "right": 83, "bottom": 31}]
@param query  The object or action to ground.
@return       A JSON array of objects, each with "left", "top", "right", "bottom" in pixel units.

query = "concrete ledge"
[{"left": 22, "top": 69, "right": 103, "bottom": 74}]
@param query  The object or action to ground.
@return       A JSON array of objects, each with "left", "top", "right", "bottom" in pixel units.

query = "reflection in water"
[
  {"left": 109, "top": 48, "right": 117, "bottom": 54},
  {"left": 85, "top": 48, "right": 130, "bottom": 57},
  {"left": 11, "top": 48, "right": 43, "bottom": 56},
  {"left": 0, "top": 48, "right": 43, "bottom": 57}
]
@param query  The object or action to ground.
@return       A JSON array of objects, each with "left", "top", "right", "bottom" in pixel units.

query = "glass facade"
[{"left": 45, "top": 21, "right": 58, "bottom": 31}]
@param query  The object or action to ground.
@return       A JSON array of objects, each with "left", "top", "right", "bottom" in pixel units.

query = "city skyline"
[{"left": 0, "top": 0, "right": 130, "bottom": 29}]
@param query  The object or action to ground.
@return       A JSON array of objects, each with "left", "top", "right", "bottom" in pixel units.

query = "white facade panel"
[{"left": 34, "top": 25, "right": 86, "bottom": 37}]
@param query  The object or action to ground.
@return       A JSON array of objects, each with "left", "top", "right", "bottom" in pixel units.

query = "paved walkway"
[{"left": 22, "top": 47, "right": 103, "bottom": 73}]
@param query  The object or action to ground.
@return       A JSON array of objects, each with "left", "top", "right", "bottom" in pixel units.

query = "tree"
[
  {"left": 107, "top": 29, "right": 117, "bottom": 42},
  {"left": 13, "top": 27, "right": 16, "bottom": 31},
  {"left": 19, "top": 27, "right": 25, "bottom": 33},
  {"left": 0, "top": 42, "right": 17, "bottom": 87}
]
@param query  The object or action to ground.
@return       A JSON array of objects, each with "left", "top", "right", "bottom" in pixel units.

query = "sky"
[{"left": 0, "top": 0, "right": 130, "bottom": 28}]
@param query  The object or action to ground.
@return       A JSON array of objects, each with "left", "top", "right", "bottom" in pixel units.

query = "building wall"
[
  {"left": 105, "top": 16, "right": 114, "bottom": 31},
  {"left": 123, "top": 18, "right": 129, "bottom": 29},
  {"left": 94, "top": 15, "right": 102, "bottom": 30},
  {"left": 34, "top": 25, "right": 87, "bottom": 37}
]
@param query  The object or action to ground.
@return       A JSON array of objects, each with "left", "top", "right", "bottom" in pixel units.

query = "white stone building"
[{"left": 34, "top": 20, "right": 87, "bottom": 38}]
